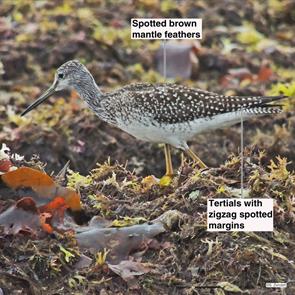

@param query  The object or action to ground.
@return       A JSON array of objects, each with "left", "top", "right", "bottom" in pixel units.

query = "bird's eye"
[{"left": 58, "top": 73, "right": 64, "bottom": 79}]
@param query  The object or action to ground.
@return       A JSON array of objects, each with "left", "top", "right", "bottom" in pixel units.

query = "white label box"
[
  {"left": 207, "top": 198, "right": 273, "bottom": 232},
  {"left": 265, "top": 283, "right": 287, "bottom": 288},
  {"left": 131, "top": 18, "right": 202, "bottom": 40}
]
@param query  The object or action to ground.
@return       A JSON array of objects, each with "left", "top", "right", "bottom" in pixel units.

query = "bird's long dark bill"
[{"left": 21, "top": 83, "right": 56, "bottom": 116}]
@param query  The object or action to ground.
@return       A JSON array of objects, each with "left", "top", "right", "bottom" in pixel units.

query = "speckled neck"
[
  {"left": 74, "top": 74, "right": 103, "bottom": 106},
  {"left": 73, "top": 73, "right": 115, "bottom": 124}
]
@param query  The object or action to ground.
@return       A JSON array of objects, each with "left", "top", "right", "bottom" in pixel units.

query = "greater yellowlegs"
[{"left": 21, "top": 60, "right": 286, "bottom": 176}]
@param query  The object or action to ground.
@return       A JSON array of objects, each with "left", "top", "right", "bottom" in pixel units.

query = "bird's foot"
[
  {"left": 159, "top": 174, "right": 175, "bottom": 187},
  {"left": 141, "top": 174, "right": 174, "bottom": 189}
]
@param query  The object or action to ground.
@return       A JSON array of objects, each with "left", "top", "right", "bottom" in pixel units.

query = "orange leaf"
[
  {"left": 40, "top": 212, "right": 53, "bottom": 234},
  {"left": 39, "top": 196, "right": 67, "bottom": 213},
  {"left": 1, "top": 167, "right": 82, "bottom": 211},
  {"left": 62, "top": 189, "right": 82, "bottom": 211},
  {"left": 2, "top": 166, "right": 54, "bottom": 191},
  {"left": 55, "top": 186, "right": 82, "bottom": 211},
  {"left": 39, "top": 197, "right": 67, "bottom": 227}
]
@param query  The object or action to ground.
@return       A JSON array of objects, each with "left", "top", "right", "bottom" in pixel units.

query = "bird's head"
[{"left": 21, "top": 60, "right": 92, "bottom": 116}]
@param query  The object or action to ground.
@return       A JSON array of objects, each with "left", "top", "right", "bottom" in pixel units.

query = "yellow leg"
[
  {"left": 159, "top": 144, "right": 174, "bottom": 187},
  {"left": 185, "top": 148, "right": 207, "bottom": 169},
  {"left": 180, "top": 152, "right": 185, "bottom": 167},
  {"left": 164, "top": 143, "right": 174, "bottom": 176}
]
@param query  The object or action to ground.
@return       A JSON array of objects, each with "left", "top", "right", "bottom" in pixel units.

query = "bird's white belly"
[
  {"left": 118, "top": 121, "right": 172, "bottom": 143},
  {"left": 117, "top": 111, "right": 251, "bottom": 149}
]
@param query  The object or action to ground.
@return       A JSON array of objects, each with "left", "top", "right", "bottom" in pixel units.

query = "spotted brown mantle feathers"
[{"left": 103, "top": 83, "right": 285, "bottom": 125}]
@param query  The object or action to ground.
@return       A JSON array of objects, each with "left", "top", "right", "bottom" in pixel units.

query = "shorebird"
[{"left": 21, "top": 60, "right": 285, "bottom": 177}]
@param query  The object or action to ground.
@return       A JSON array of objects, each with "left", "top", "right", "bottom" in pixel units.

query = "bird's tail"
[
  {"left": 236, "top": 94, "right": 287, "bottom": 115},
  {"left": 259, "top": 95, "right": 288, "bottom": 108},
  {"left": 239, "top": 94, "right": 287, "bottom": 115},
  {"left": 245, "top": 106, "right": 282, "bottom": 115}
]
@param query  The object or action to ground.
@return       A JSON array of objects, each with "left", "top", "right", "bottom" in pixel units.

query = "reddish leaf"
[
  {"left": 257, "top": 64, "right": 273, "bottom": 82},
  {"left": 0, "top": 196, "right": 69, "bottom": 235},
  {"left": 0, "top": 159, "right": 13, "bottom": 173},
  {"left": 39, "top": 196, "right": 67, "bottom": 213},
  {"left": 39, "top": 197, "right": 68, "bottom": 228}
]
